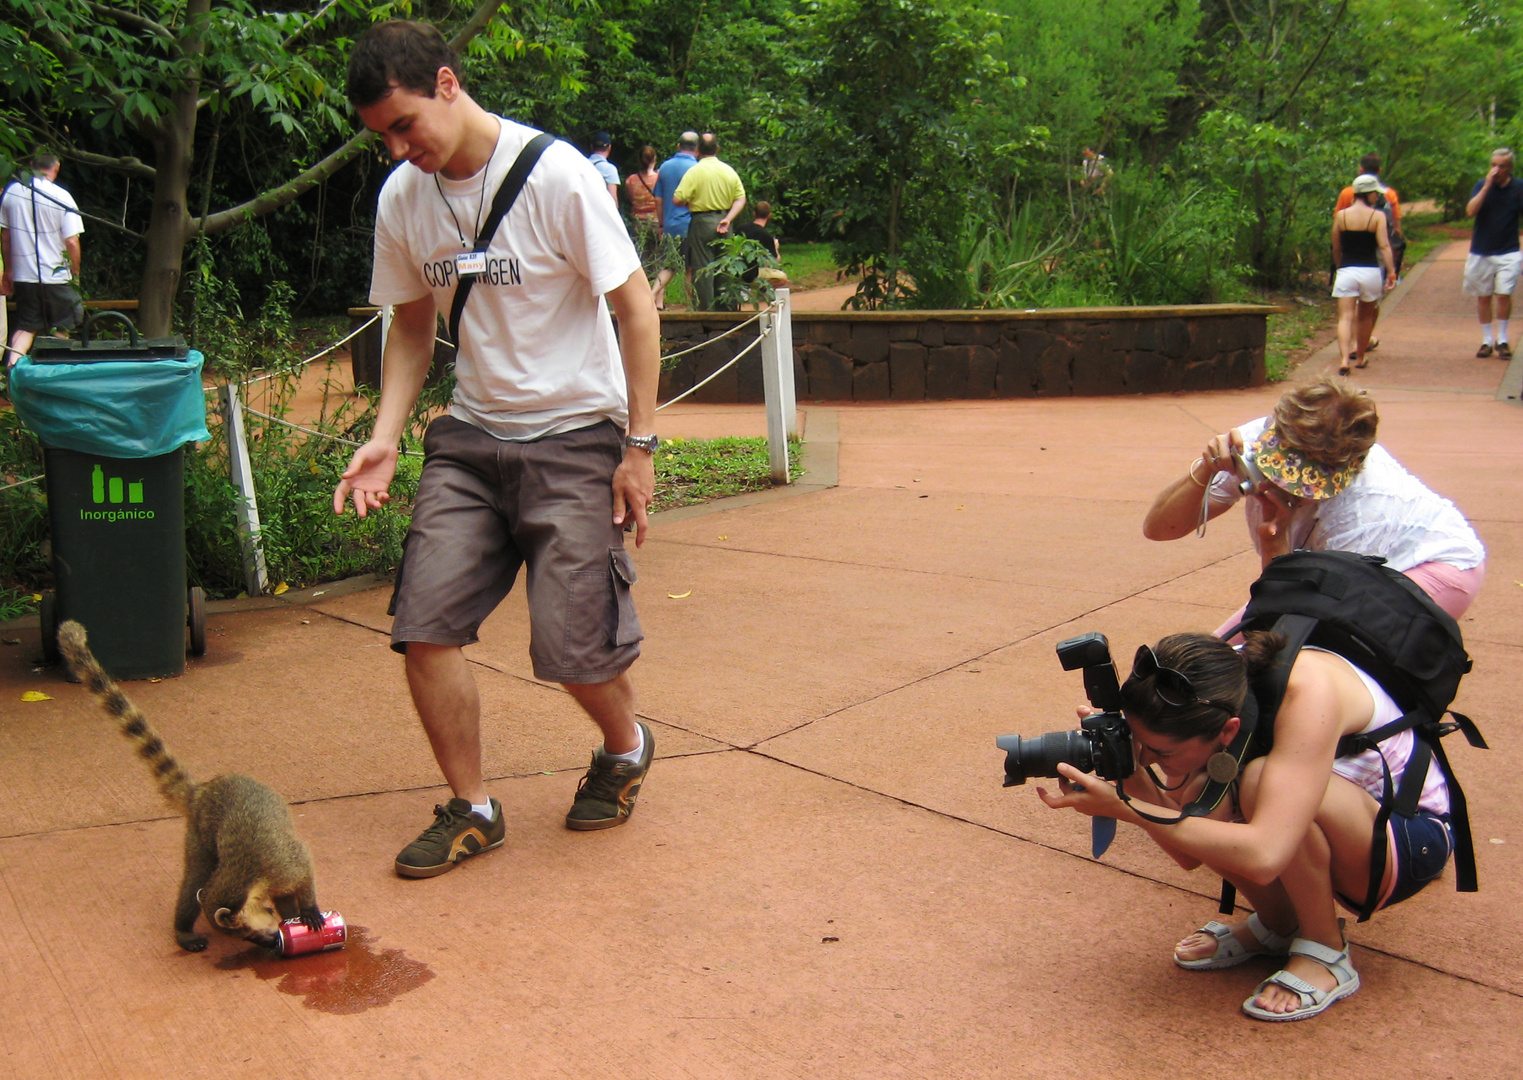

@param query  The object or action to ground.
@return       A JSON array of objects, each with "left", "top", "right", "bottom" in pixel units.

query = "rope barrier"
[
  {"left": 195, "top": 299, "right": 777, "bottom": 445},
  {"left": 207, "top": 301, "right": 770, "bottom": 399},
  {"left": 235, "top": 314, "right": 380, "bottom": 389},
  {"left": 237, "top": 405, "right": 425, "bottom": 457},
  {"left": 0, "top": 473, "right": 44, "bottom": 493},
  {"left": 656, "top": 323, "right": 772, "bottom": 412}
]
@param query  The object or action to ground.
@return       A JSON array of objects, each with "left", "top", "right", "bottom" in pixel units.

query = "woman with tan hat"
[
  {"left": 1143, "top": 377, "right": 1486, "bottom": 628},
  {"left": 1331, "top": 174, "right": 1397, "bottom": 375}
]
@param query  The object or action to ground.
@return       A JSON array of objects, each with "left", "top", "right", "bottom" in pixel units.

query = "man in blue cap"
[{"left": 587, "top": 131, "right": 619, "bottom": 207}]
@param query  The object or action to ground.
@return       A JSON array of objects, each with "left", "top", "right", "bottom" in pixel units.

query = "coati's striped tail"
[{"left": 57, "top": 620, "right": 197, "bottom": 814}]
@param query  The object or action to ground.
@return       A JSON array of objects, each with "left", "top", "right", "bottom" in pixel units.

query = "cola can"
[{"left": 276, "top": 911, "right": 346, "bottom": 956}]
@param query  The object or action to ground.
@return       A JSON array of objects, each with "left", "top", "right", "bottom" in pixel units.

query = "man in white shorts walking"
[{"left": 1464, "top": 147, "right": 1523, "bottom": 359}]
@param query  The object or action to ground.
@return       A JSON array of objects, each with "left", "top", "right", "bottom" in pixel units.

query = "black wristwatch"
[{"left": 624, "top": 432, "right": 659, "bottom": 454}]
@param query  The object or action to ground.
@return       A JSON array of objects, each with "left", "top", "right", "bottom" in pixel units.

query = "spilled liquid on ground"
[{"left": 216, "top": 924, "right": 434, "bottom": 1014}]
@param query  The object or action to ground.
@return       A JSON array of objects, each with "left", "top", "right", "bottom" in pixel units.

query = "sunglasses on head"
[{"left": 1131, "top": 645, "right": 1238, "bottom": 715}]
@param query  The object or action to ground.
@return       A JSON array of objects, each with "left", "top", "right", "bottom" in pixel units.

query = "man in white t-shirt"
[
  {"left": 1, "top": 153, "right": 85, "bottom": 366},
  {"left": 335, "top": 21, "right": 662, "bottom": 878}
]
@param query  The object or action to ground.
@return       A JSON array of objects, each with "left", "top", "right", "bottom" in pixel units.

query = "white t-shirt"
[
  {"left": 1208, "top": 416, "right": 1485, "bottom": 571},
  {"left": 1, "top": 176, "right": 84, "bottom": 284},
  {"left": 370, "top": 116, "right": 642, "bottom": 441}
]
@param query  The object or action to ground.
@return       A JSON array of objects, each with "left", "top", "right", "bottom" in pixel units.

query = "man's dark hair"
[
  {"left": 31, "top": 153, "right": 60, "bottom": 172},
  {"left": 346, "top": 21, "right": 462, "bottom": 109},
  {"left": 698, "top": 133, "right": 719, "bottom": 157},
  {"left": 753, "top": 200, "right": 771, "bottom": 219},
  {"left": 1359, "top": 152, "right": 1381, "bottom": 175}
]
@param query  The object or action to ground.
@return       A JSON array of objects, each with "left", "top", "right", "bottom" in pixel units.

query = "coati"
[{"left": 57, "top": 620, "right": 324, "bottom": 952}]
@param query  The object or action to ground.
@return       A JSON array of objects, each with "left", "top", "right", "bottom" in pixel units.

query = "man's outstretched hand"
[{"left": 333, "top": 441, "right": 399, "bottom": 519}]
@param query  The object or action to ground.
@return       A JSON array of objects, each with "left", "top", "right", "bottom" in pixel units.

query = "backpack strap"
[
  {"left": 446, "top": 132, "right": 556, "bottom": 350},
  {"left": 1337, "top": 704, "right": 1482, "bottom": 921}
]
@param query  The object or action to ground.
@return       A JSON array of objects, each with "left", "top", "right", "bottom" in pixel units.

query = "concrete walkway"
[{"left": 2, "top": 240, "right": 1519, "bottom": 1078}]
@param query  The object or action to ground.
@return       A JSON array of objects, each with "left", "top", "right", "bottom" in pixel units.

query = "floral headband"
[{"left": 1248, "top": 424, "right": 1359, "bottom": 501}]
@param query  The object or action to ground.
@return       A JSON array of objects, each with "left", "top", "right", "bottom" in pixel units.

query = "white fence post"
[
  {"left": 220, "top": 383, "right": 269, "bottom": 597},
  {"left": 761, "top": 293, "right": 794, "bottom": 485},
  {"left": 774, "top": 288, "right": 796, "bottom": 437}
]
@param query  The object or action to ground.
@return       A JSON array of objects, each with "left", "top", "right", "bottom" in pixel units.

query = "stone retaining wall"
[
  {"left": 657, "top": 305, "right": 1275, "bottom": 403},
  {"left": 346, "top": 303, "right": 1277, "bottom": 402}
]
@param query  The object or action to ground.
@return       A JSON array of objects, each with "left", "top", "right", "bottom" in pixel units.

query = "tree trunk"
[{"left": 136, "top": 0, "right": 208, "bottom": 338}]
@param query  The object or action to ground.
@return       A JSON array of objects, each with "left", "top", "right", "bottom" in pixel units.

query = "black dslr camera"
[{"left": 997, "top": 632, "right": 1135, "bottom": 786}]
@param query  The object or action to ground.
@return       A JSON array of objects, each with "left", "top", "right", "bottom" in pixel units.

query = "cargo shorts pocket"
[{"left": 609, "top": 548, "right": 644, "bottom": 647}]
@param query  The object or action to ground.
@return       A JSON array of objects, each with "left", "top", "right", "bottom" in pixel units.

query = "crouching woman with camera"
[{"left": 1037, "top": 631, "right": 1453, "bottom": 1022}]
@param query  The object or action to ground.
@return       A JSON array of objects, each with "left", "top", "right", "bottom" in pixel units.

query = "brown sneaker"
[
  {"left": 565, "top": 722, "right": 654, "bottom": 831},
  {"left": 1477, "top": 343, "right": 1495, "bottom": 358},
  {"left": 394, "top": 798, "right": 504, "bottom": 878},
  {"left": 1498, "top": 342, "right": 1512, "bottom": 359}
]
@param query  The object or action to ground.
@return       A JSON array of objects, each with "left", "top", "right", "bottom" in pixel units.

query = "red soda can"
[{"left": 276, "top": 911, "right": 346, "bottom": 956}]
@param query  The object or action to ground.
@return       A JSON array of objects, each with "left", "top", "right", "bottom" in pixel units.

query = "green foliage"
[
  {"left": 7, "top": 0, "right": 1523, "bottom": 325},
  {"left": 0, "top": 411, "right": 48, "bottom": 620},
  {"left": 1263, "top": 292, "right": 1337, "bottom": 383},
  {"left": 802, "top": 0, "right": 1002, "bottom": 308},
  {"left": 1095, "top": 173, "right": 1251, "bottom": 304},
  {"left": 654, "top": 435, "right": 802, "bottom": 510},
  {"left": 184, "top": 233, "right": 297, "bottom": 379},
  {"left": 704, "top": 233, "right": 779, "bottom": 310}
]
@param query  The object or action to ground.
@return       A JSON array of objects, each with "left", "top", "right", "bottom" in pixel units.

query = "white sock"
[
  {"left": 1484, "top": 325, "right": 1495, "bottom": 346},
  {"left": 600, "top": 725, "right": 645, "bottom": 764},
  {"left": 1496, "top": 322, "right": 1509, "bottom": 345},
  {"left": 470, "top": 799, "right": 496, "bottom": 820}
]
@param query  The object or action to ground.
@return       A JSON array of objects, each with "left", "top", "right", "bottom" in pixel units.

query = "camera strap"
[
  {"left": 1112, "top": 691, "right": 1261, "bottom": 828},
  {"left": 446, "top": 131, "right": 555, "bottom": 350}
]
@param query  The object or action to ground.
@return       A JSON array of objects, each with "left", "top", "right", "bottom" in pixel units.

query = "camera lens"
[{"left": 999, "top": 729, "right": 1097, "bottom": 786}]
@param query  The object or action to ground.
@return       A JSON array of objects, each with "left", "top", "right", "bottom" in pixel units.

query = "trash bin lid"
[{"left": 30, "top": 311, "right": 188, "bottom": 363}]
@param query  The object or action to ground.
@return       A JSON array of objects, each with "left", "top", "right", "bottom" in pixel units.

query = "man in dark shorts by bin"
[
  {"left": 334, "top": 21, "right": 663, "bottom": 878},
  {"left": 1, "top": 153, "right": 84, "bottom": 367}
]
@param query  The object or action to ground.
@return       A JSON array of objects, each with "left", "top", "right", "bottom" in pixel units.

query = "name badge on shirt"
[{"left": 455, "top": 250, "right": 487, "bottom": 276}]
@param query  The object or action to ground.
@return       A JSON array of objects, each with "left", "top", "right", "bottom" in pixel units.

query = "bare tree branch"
[
  {"left": 194, "top": 128, "right": 374, "bottom": 237},
  {"left": 448, "top": 0, "right": 509, "bottom": 53},
  {"left": 62, "top": 148, "right": 157, "bottom": 181},
  {"left": 192, "top": 0, "right": 508, "bottom": 239},
  {"left": 281, "top": 0, "right": 342, "bottom": 51},
  {"left": 88, "top": 1, "right": 174, "bottom": 43},
  {"left": 1264, "top": 0, "right": 1349, "bottom": 123}
]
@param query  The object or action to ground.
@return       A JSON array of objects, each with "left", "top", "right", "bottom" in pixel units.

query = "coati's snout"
[{"left": 210, "top": 883, "right": 284, "bottom": 948}]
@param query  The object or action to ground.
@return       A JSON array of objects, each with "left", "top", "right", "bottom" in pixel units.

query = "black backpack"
[
  {"left": 1198, "top": 550, "right": 1484, "bottom": 921},
  {"left": 1376, "top": 193, "right": 1407, "bottom": 260}
]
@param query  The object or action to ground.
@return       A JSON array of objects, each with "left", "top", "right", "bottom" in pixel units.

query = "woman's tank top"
[
  {"left": 1306, "top": 647, "right": 1450, "bottom": 816},
  {"left": 1339, "top": 208, "right": 1381, "bottom": 268}
]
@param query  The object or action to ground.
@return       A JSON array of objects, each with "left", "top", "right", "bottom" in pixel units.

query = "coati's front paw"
[
  {"left": 299, "top": 906, "right": 325, "bottom": 933},
  {"left": 177, "top": 931, "right": 209, "bottom": 952}
]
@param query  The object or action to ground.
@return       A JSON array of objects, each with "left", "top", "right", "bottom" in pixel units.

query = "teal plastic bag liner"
[{"left": 10, "top": 350, "right": 211, "bottom": 458}]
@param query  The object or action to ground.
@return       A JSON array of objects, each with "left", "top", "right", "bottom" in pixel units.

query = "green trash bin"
[{"left": 10, "top": 313, "right": 212, "bottom": 679}]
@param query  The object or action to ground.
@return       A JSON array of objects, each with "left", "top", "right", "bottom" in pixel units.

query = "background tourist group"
[
  {"left": 1330, "top": 146, "right": 1523, "bottom": 372},
  {"left": 588, "top": 129, "right": 784, "bottom": 311}
]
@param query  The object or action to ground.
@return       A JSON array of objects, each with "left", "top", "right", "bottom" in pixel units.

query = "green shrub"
[{"left": 0, "top": 410, "right": 47, "bottom": 619}]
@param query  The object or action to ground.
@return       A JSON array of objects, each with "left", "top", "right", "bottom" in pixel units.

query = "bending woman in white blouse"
[{"left": 1143, "top": 377, "right": 1486, "bottom": 624}]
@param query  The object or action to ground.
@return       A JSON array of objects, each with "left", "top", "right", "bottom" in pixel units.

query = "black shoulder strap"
[{"left": 447, "top": 131, "right": 556, "bottom": 350}]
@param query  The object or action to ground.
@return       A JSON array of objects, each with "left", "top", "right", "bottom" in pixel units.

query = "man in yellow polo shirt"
[{"left": 673, "top": 133, "right": 746, "bottom": 310}]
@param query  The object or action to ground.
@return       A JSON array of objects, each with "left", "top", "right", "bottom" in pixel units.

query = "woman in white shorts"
[{"left": 1331, "top": 174, "right": 1396, "bottom": 375}]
